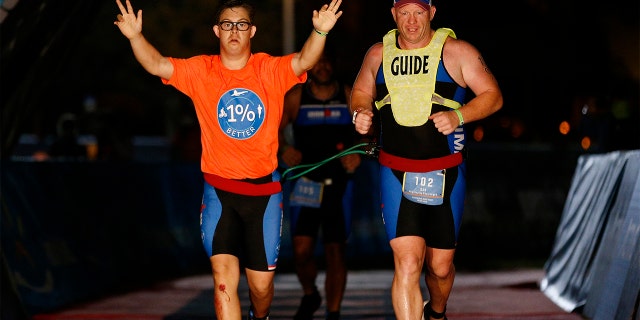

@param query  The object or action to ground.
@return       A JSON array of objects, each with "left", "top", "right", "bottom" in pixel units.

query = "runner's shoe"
[
  {"left": 248, "top": 305, "right": 270, "bottom": 320},
  {"left": 423, "top": 300, "right": 448, "bottom": 320},
  {"left": 422, "top": 300, "right": 428, "bottom": 320},
  {"left": 293, "top": 287, "right": 322, "bottom": 320},
  {"left": 326, "top": 311, "right": 340, "bottom": 320}
]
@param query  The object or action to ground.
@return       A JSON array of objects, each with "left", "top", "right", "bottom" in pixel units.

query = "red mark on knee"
[{"left": 218, "top": 283, "right": 230, "bottom": 301}]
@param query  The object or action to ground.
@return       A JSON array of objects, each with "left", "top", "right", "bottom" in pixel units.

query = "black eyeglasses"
[{"left": 218, "top": 21, "right": 252, "bottom": 31}]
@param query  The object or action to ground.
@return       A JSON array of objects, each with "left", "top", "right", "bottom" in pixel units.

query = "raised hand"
[
  {"left": 312, "top": 0, "right": 343, "bottom": 33},
  {"left": 114, "top": 0, "right": 142, "bottom": 39}
]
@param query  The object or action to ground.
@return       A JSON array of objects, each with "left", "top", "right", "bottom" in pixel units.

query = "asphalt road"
[{"left": 32, "top": 268, "right": 583, "bottom": 320}]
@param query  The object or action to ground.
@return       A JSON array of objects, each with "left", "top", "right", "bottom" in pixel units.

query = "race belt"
[
  {"left": 203, "top": 173, "right": 281, "bottom": 196},
  {"left": 378, "top": 149, "right": 463, "bottom": 172}
]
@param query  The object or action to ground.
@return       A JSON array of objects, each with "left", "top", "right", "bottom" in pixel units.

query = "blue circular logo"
[{"left": 217, "top": 88, "right": 265, "bottom": 140}]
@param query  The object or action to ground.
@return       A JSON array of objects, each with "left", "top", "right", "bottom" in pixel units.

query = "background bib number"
[{"left": 290, "top": 177, "right": 324, "bottom": 208}]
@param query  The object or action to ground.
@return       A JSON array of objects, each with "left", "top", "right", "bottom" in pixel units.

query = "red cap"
[{"left": 393, "top": 0, "right": 431, "bottom": 10}]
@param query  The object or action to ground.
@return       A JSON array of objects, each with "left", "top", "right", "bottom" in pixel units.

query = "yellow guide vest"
[{"left": 376, "top": 28, "right": 461, "bottom": 127}]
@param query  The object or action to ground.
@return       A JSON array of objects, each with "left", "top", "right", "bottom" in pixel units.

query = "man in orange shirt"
[{"left": 114, "top": 0, "right": 343, "bottom": 319}]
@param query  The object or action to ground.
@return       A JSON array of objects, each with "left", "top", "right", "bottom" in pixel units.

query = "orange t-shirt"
[{"left": 164, "top": 53, "right": 306, "bottom": 179}]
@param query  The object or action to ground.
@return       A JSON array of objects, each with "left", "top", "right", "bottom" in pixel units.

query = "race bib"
[
  {"left": 290, "top": 177, "right": 324, "bottom": 208},
  {"left": 402, "top": 170, "right": 445, "bottom": 205}
]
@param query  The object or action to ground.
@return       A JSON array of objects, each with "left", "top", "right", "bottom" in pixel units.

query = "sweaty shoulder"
[
  {"left": 361, "top": 42, "right": 383, "bottom": 73},
  {"left": 442, "top": 38, "right": 479, "bottom": 86},
  {"left": 366, "top": 42, "right": 384, "bottom": 61}
]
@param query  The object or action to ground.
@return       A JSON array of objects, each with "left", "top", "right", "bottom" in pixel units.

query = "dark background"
[
  {"left": 0, "top": 0, "right": 638, "bottom": 316},
  {"left": 2, "top": 0, "right": 638, "bottom": 157}
]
